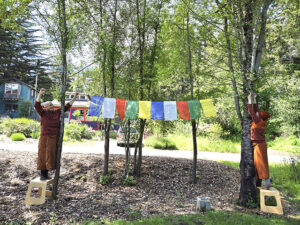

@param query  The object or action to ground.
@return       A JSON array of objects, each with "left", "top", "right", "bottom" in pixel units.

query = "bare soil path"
[{"left": 0, "top": 148, "right": 299, "bottom": 224}]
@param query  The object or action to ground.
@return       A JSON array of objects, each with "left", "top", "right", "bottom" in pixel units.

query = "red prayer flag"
[
  {"left": 176, "top": 101, "right": 191, "bottom": 120},
  {"left": 116, "top": 99, "right": 126, "bottom": 120}
]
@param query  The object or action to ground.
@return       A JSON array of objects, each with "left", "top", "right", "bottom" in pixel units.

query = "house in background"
[
  {"left": 0, "top": 79, "right": 36, "bottom": 118},
  {"left": 52, "top": 92, "right": 101, "bottom": 129}
]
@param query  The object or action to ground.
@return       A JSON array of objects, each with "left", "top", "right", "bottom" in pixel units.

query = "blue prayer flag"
[
  {"left": 151, "top": 101, "right": 164, "bottom": 120},
  {"left": 88, "top": 96, "right": 104, "bottom": 116}
]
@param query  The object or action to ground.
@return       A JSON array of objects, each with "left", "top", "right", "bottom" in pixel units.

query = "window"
[
  {"left": 5, "top": 104, "right": 18, "bottom": 112},
  {"left": 80, "top": 95, "right": 86, "bottom": 100},
  {"left": 79, "top": 110, "right": 84, "bottom": 120},
  {"left": 5, "top": 83, "right": 19, "bottom": 95}
]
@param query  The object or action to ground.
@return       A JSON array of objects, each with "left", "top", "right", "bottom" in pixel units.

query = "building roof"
[
  {"left": 52, "top": 99, "right": 90, "bottom": 108},
  {"left": 5, "top": 78, "right": 36, "bottom": 90}
]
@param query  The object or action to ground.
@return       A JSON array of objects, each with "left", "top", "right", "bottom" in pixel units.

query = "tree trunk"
[
  {"left": 136, "top": 119, "right": 146, "bottom": 177},
  {"left": 133, "top": 0, "right": 147, "bottom": 177},
  {"left": 239, "top": 95, "right": 256, "bottom": 206},
  {"left": 124, "top": 119, "right": 131, "bottom": 177},
  {"left": 103, "top": 118, "right": 111, "bottom": 175},
  {"left": 238, "top": 0, "right": 272, "bottom": 207},
  {"left": 186, "top": 7, "right": 198, "bottom": 184},
  {"left": 191, "top": 120, "right": 197, "bottom": 183},
  {"left": 103, "top": 0, "right": 117, "bottom": 175},
  {"left": 52, "top": 0, "right": 68, "bottom": 199}
]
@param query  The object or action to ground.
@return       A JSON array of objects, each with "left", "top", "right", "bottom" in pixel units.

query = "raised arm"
[
  {"left": 65, "top": 92, "right": 79, "bottom": 111},
  {"left": 248, "top": 93, "right": 260, "bottom": 124},
  {"left": 34, "top": 88, "right": 46, "bottom": 116}
]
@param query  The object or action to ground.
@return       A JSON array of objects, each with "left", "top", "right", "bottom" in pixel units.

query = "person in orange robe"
[
  {"left": 248, "top": 93, "right": 272, "bottom": 189},
  {"left": 34, "top": 88, "right": 78, "bottom": 180}
]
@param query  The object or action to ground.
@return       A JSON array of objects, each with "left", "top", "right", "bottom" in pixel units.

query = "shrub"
[
  {"left": 65, "top": 124, "right": 82, "bottom": 140},
  {"left": 99, "top": 174, "right": 111, "bottom": 185},
  {"left": 0, "top": 118, "right": 40, "bottom": 137},
  {"left": 30, "top": 132, "right": 40, "bottom": 139},
  {"left": 94, "top": 130, "right": 104, "bottom": 140},
  {"left": 18, "top": 100, "right": 34, "bottom": 117},
  {"left": 207, "top": 123, "right": 223, "bottom": 140},
  {"left": 109, "top": 131, "right": 117, "bottom": 139},
  {"left": 123, "top": 176, "right": 137, "bottom": 186},
  {"left": 65, "top": 123, "right": 95, "bottom": 140},
  {"left": 80, "top": 125, "right": 93, "bottom": 139},
  {"left": 72, "top": 110, "right": 81, "bottom": 120},
  {"left": 10, "top": 133, "right": 26, "bottom": 141}
]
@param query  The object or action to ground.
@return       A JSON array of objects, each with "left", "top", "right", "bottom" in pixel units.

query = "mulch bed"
[{"left": 0, "top": 149, "right": 298, "bottom": 224}]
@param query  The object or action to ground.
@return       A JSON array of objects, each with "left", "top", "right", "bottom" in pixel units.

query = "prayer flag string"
[{"left": 88, "top": 96, "right": 217, "bottom": 120}]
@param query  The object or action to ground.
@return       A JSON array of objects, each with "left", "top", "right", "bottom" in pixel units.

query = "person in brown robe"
[
  {"left": 34, "top": 88, "right": 78, "bottom": 180},
  {"left": 248, "top": 93, "right": 271, "bottom": 189}
]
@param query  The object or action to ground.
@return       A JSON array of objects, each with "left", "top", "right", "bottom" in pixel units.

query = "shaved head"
[{"left": 41, "top": 101, "right": 54, "bottom": 111}]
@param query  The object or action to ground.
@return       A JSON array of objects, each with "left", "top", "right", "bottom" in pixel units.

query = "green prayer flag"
[
  {"left": 125, "top": 100, "right": 139, "bottom": 119},
  {"left": 188, "top": 100, "right": 201, "bottom": 120}
]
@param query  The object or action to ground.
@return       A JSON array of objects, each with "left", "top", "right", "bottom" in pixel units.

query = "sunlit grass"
[
  {"left": 268, "top": 136, "right": 300, "bottom": 154},
  {"left": 79, "top": 211, "right": 299, "bottom": 225},
  {"left": 144, "top": 134, "right": 240, "bottom": 153}
]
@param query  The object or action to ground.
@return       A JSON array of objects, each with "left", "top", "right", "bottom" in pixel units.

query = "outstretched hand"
[{"left": 39, "top": 88, "right": 46, "bottom": 95}]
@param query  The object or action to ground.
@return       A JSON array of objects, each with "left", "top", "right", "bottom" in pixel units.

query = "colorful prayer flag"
[
  {"left": 139, "top": 101, "right": 151, "bottom": 119},
  {"left": 116, "top": 99, "right": 126, "bottom": 120},
  {"left": 177, "top": 101, "right": 191, "bottom": 120},
  {"left": 151, "top": 101, "right": 164, "bottom": 120},
  {"left": 200, "top": 99, "right": 217, "bottom": 117},
  {"left": 125, "top": 100, "right": 139, "bottom": 119},
  {"left": 88, "top": 96, "right": 104, "bottom": 116},
  {"left": 164, "top": 101, "right": 177, "bottom": 121},
  {"left": 102, "top": 98, "right": 116, "bottom": 119},
  {"left": 188, "top": 100, "right": 201, "bottom": 120}
]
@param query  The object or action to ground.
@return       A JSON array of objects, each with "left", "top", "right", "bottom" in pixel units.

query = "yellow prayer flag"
[
  {"left": 139, "top": 101, "right": 151, "bottom": 119},
  {"left": 200, "top": 99, "right": 217, "bottom": 117}
]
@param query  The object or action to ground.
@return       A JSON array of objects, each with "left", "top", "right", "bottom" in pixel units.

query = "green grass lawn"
[
  {"left": 144, "top": 134, "right": 300, "bottom": 154},
  {"left": 144, "top": 134, "right": 240, "bottom": 153},
  {"left": 80, "top": 211, "right": 299, "bottom": 225},
  {"left": 268, "top": 136, "right": 300, "bottom": 154}
]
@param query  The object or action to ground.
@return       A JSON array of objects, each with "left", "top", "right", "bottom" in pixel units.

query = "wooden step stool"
[
  {"left": 25, "top": 178, "right": 54, "bottom": 205},
  {"left": 258, "top": 187, "right": 283, "bottom": 215}
]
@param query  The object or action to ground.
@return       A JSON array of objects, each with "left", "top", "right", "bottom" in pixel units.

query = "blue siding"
[
  {"left": 0, "top": 81, "right": 36, "bottom": 118},
  {"left": 0, "top": 84, "right": 4, "bottom": 99},
  {"left": 0, "top": 84, "right": 6, "bottom": 115}
]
